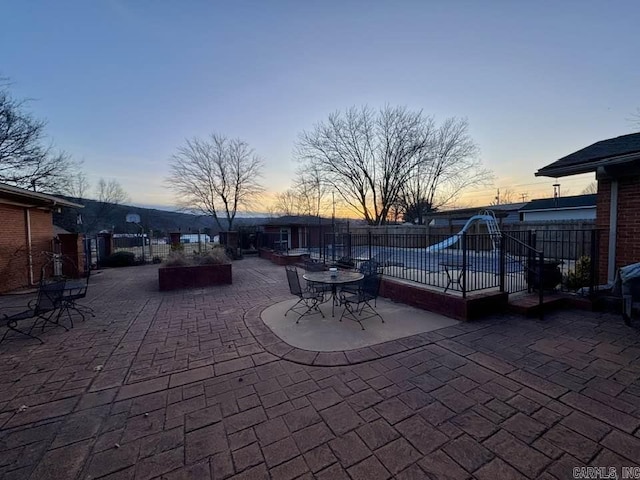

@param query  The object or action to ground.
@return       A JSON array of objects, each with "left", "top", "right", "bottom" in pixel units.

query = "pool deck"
[{"left": 0, "top": 257, "right": 639, "bottom": 479}]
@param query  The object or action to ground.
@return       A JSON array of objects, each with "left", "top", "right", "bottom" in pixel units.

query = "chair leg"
[
  {"left": 39, "top": 310, "right": 69, "bottom": 332},
  {"left": 285, "top": 298, "right": 305, "bottom": 317},
  {"left": 296, "top": 299, "right": 324, "bottom": 323},
  {"left": 4, "top": 319, "right": 44, "bottom": 344}
]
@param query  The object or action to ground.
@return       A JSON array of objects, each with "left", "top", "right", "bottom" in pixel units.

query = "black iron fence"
[
  {"left": 257, "top": 228, "right": 600, "bottom": 299},
  {"left": 111, "top": 235, "right": 217, "bottom": 263}
]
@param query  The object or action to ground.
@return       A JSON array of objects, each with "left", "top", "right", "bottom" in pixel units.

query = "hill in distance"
[{"left": 53, "top": 197, "right": 270, "bottom": 236}]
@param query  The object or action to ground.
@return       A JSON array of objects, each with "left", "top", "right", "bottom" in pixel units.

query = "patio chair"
[
  {"left": 59, "top": 268, "right": 95, "bottom": 324},
  {"left": 1, "top": 279, "right": 67, "bottom": 344},
  {"left": 340, "top": 259, "right": 382, "bottom": 298},
  {"left": 303, "top": 260, "right": 332, "bottom": 298},
  {"left": 339, "top": 272, "right": 384, "bottom": 330},
  {"left": 285, "top": 266, "right": 325, "bottom": 322}
]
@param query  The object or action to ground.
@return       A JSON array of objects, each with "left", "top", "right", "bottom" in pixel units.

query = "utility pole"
[
  {"left": 331, "top": 192, "right": 336, "bottom": 262},
  {"left": 520, "top": 193, "right": 528, "bottom": 202}
]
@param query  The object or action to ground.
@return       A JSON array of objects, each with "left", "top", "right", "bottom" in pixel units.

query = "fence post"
[
  {"left": 149, "top": 230, "right": 154, "bottom": 261},
  {"left": 368, "top": 231, "right": 372, "bottom": 261},
  {"left": 538, "top": 249, "right": 544, "bottom": 320},
  {"left": 499, "top": 236, "right": 505, "bottom": 293},
  {"left": 462, "top": 232, "right": 467, "bottom": 299},
  {"left": 589, "top": 229, "right": 597, "bottom": 297},
  {"left": 527, "top": 231, "right": 536, "bottom": 293}
]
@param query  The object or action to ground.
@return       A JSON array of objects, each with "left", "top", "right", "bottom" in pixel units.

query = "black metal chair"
[
  {"left": 303, "top": 260, "right": 332, "bottom": 299},
  {"left": 1, "top": 279, "right": 67, "bottom": 344},
  {"left": 339, "top": 272, "right": 384, "bottom": 330},
  {"left": 285, "top": 266, "right": 325, "bottom": 323},
  {"left": 59, "top": 267, "right": 95, "bottom": 323},
  {"left": 340, "top": 259, "right": 382, "bottom": 298}
]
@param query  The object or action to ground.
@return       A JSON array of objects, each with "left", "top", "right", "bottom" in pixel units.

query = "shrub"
[
  {"left": 101, "top": 251, "right": 136, "bottom": 268},
  {"left": 164, "top": 247, "right": 230, "bottom": 267},
  {"left": 152, "top": 256, "right": 162, "bottom": 264},
  {"left": 565, "top": 256, "right": 592, "bottom": 290},
  {"left": 164, "top": 251, "right": 188, "bottom": 267},
  {"left": 195, "top": 247, "right": 230, "bottom": 265},
  {"left": 170, "top": 243, "right": 184, "bottom": 252}
]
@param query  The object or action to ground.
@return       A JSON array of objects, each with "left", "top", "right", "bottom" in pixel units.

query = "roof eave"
[
  {"left": 536, "top": 151, "right": 640, "bottom": 178},
  {"left": 0, "top": 183, "right": 84, "bottom": 209}
]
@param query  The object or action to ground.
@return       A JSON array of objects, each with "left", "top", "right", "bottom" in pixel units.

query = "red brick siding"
[
  {"left": 59, "top": 233, "right": 85, "bottom": 277},
  {"left": 380, "top": 278, "right": 508, "bottom": 321},
  {"left": 0, "top": 205, "right": 53, "bottom": 292},
  {"left": 596, "top": 175, "right": 640, "bottom": 282}
]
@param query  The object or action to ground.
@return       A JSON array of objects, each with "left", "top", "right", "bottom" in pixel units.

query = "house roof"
[
  {"left": 536, "top": 133, "right": 640, "bottom": 178},
  {"left": 519, "top": 194, "right": 596, "bottom": 212},
  {"left": 0, "top": 183, "right": 84, "bottom": 209},
  {"left": 427, "top": 202, "right": 528, "bottom": 220},
  {"left": 261, "top": 215, "right": 335, "bottom": 227}
]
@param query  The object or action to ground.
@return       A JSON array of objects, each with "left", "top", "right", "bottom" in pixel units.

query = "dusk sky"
[{"left": 3, "top": 1, "right": 639, "bottom": 212}]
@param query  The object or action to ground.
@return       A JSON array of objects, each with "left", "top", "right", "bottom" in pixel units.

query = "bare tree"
[
  {"left": 581, "top": 181, "right": 597, "bottom": 195},
  {"left": 167, "top": 134, "right": 264, "bottom": 231},
  {"left": 490, "top": 187, "right": 517, "bottom": 206},
  {"left": 293, "top": 164, "right": 330, "bottom": 218},
  {"left": 0, "top": 81, "right": 76, "bottom": 192},
  {"left": 77, "top": 178, "right": 130, "bottom": 233},
  {"left": 96, "top": 178, "right": 129, "bottom": 205},
  {"left": 67, "top": 171, "right": 91, "bottom": 200},
  {"left": 296, "top": 106, "right": 491, "bottom": 225},
  {"left": 628, "top": 107, "right": 640, "bottom": 131},
  {"left": 273, "top": 189, "right": 303, "bottom": 216},
  {"left": 402, "top": 117, "right": 492, "bottom": 216}
]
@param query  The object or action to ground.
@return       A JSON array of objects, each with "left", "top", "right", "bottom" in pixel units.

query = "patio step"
[{"left": 507, "top": 292, "right": 566, "bottom": 317}]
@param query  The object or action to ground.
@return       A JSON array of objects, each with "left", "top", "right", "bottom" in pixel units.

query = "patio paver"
[{"left": 0, "top": 257, "right": 639, "bottom": 479}]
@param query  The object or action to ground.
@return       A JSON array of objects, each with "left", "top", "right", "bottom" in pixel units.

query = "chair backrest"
[
  {"left": 285, "top": 266, "right": 303, "bottom": 296},
  {"left": 35, "top": 279, "right": 66, "bottom": 313},
  {"left": 359, "top": 260, "right": 381, "bottom": 276},
  {"left": 304, "top": 260, "right": 325, "bottom": 272},
  {"left": 362, "top": 272, "right": 382, "bottom": 299}
]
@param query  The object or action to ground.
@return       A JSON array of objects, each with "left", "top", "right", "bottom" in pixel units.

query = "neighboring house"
[
  {"left": 518, "top": 194, "right": 596, "bottom": 222},
  {"left": 0, "top": 183, "right": 83, "bottom": 292},
  {"left": 536, "top": 132, "right": 640, "bottom": 283},
  {"left": 180, "top": 233, "right": 211, "bottom": 243},
  {"left": 259, "top": 216, "right": 336, "bottom": 250},
  {"left": 426, "top": 202, "right": 527, "bottom": 230}
]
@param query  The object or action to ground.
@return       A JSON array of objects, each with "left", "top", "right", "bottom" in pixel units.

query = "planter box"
[{"left": 158, "top": 263, "right": 232, "bottom": 291}]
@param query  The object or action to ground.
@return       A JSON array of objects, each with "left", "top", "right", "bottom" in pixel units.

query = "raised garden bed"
[
  {"left": 259, "top": 248, "right": 309, "bottom": 266},
  {"left": 158, "top": 263, "right": 232, "bottom": 291}
]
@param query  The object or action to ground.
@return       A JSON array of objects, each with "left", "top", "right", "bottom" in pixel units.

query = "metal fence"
[
  {"left": 258, "top": 228, "right": 600, "bottom": 299},
  {"left": 112, "top": 235, "right": 218, "bottom": 262}
]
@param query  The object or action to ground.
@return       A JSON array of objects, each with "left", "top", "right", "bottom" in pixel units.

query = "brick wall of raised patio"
[{"left": 380, "top": 277, "right": 508, "bottom": 321}]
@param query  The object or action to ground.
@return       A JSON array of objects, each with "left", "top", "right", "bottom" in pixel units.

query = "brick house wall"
[
  {"left": 0, "top": 204, "right": 54, "bottom": 293},
  {"left": 596, "top": 174, "right": 640, "bottom": 283},
  {"left": 58, "top": 233, "right": 85, "bottom": 278}
]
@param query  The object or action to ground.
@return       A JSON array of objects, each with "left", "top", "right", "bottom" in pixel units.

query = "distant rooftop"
[
  {"left": 519, "top": 194, "right": 596, "bottom": 212},
  {"left": 428, "top": 202, "right": 528, "bottom": 219}
]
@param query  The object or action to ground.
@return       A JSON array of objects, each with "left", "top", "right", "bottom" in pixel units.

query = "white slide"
[{"left": 426, "top": 213, "right": 501, "bottom": 253}]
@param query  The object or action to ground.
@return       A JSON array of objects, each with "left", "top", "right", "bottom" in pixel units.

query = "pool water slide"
[{"left": 426, "top": 212, "right": 501, "bottom": 253}]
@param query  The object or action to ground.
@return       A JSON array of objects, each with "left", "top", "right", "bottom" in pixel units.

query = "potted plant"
[{"left": 158, "top": 247, "right": 232, "bottom": 291}]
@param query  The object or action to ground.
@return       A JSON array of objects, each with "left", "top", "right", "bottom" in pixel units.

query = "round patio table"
[{"left": 303, "top": 270, "right": 364, "bottom": 317}]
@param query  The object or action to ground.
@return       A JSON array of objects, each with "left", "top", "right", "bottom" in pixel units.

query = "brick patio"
[{"left": 0, "top": 257, "right": 639, "bottom": 479}]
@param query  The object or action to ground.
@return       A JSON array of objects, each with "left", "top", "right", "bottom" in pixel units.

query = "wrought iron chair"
[
  {"left": 303, "top": 260, "right": 332, "bottom": 299},
  {"left": 339, "top": 272, "right": 384, "bottom": 330},
  {"left": 59, "top": 268, "right": 95, "bottom": 324},
  {"left": 285, "top": 266, "right": 325, "bottom": 322},
  {"left": 1, "top": 279, "right": 67, "bottom": 344},
  {"left": 340, "top": 259, "right": 382, "bottom": 298}
]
